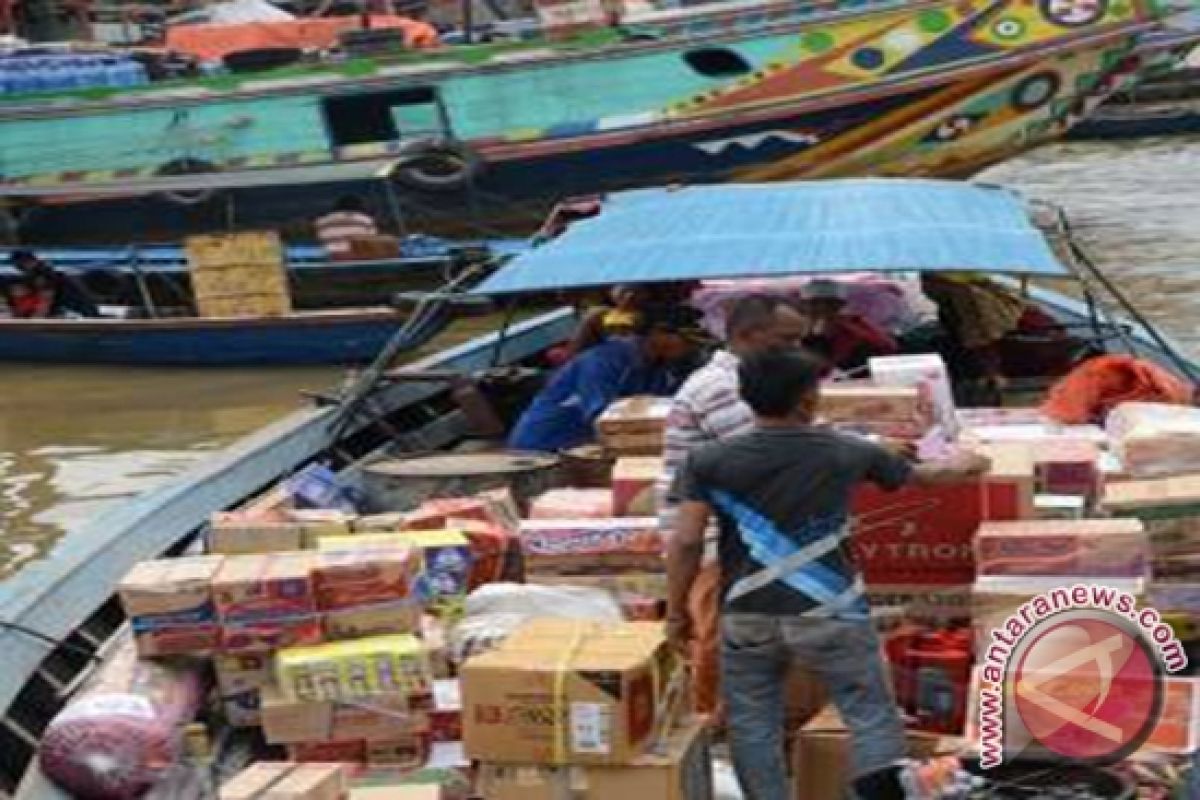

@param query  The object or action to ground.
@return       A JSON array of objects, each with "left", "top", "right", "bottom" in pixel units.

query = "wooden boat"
[
  {"left": 0, "top": 307, "right": 415, "bottom": 366},
  {"left": 0, "top": 240, "right": 517, "bottom": 310},
  {"left": 0, "top": 179, "right": 1195, "bottom": 796},
  {"left": 0, "top": 0, "right": 1177, "bottom": 244},
  {"left": 1068, "top": 97, "right": 1200, "bottom": 139}
]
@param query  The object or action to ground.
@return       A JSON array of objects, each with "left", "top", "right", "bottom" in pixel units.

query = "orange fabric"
[
  {"left": 1041, "top": 354, "right": 1195, "bottom": 424},
  {"left": 166, "top": 15, "right": 439, "bottom": 61},
  {"left": 688, "top": 562, "right": 722, "bottom": 718}
]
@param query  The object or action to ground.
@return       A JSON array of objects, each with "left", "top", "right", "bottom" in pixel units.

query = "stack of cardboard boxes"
[{"left": 462, "top": 618, "right": 710, "bottom": 799}]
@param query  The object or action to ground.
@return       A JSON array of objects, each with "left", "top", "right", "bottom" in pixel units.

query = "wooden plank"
[{"left": 0, "top": 309, "right": 573, "bottom": 717}]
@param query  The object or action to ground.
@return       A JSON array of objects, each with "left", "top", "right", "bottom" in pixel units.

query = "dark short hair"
[
  {"left": 726, "top": 294, "right": 787, "bottom": 338},
  {"left": 738, "top": 347, "right": 823, "bottom": 417},
  {"left": 334, "top": 195, "right": 366, "bottom": 212},
  {"left": 9, "top": 249, "right": 36, "bottom": 265}
]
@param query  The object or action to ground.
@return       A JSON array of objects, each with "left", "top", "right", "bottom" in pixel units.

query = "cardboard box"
[
  {"left": 366, "top": 734, "right": 431, "bottom": 768},
  {"left": 286, "top": 741, "right": 366, "bottom": 763},
  {"left": 119, "top": 555, "right": 225, "bottom": 657},
  {"left": 462, "top": 620, "right": 669, "bottom": 765},
  {"left": 276, "top": 634, "right": 432, "bottom": 702},
  {"left": 323, "top": 602, "right": 422, "bottom": 641},
  {"left": 529, "top": 488, "right": 614, "bottom": 519},
  {"left": 1101, "top": 475, "right": 1200, "bottom": 516},
  {"left": 1033, "top": 440, "right": 1100, "bottom": 497},
  {"left": 975, "top": 518, "right": 1147, "bottom": 578},
  {"left": 118, "top": 555, "right": 224, "bottom": 618},
  {"left": 596, "top": 396, "right": 671, "bottom": 455},
  {"left": 792, "top": 705, "right": 961, "bottom": 800},
  {"left": 520, "top": 518, "right": 664, "bottom": 574},
  {"left": 853, "top": 465, "right": 1031, "bottom": 587},
  {"left": 1107, "top": 402, "right": 1200, "bottom": 478},
  {"left": 402, "top": 494, "right": 518, "bottom": 533},
  {"left": 312, "top": 548, "right": 419, "bottom": 611},
  {"left": 869, "top": 354, "right": 958, "bottom": 436},
  {"left": 477, "top": 720, "right": 712, "bottom": 800},
  {"left": 318, "top": 531, "right": 473, "bottom": 600},
  {"left": 220, "top": 763, "right": 346, "bottom": 800},
  {"left": 350, "top": 787, "right": 443, "bottom": 800},
  {"left": 818, "top": 382, "right": 933, "bottom": 438},
  {"left": 212, "top": 552, "right": 317, "bottom": 621},
  {"left": 260, "top": 685, "right": 427, "bottom": 744},
  {"left": 215, "top": 652, "right": 275, "bottom": 694},
  {"left": 354, "top": 513, "right": 407, "bottom": 533},
  {"left": 209, "top": 514, "right": 307, "bottom": 555},
  {"left": 612, "top": 457, "right": 662, "bottom": 517},
  {"left": 430, "top": 679, "right": 462, "bottom": 743}
]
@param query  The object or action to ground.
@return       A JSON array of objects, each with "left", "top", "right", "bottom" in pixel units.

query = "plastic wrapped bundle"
[
  {"left": 1108, "top": 402, "right": 1200, "bottom": 478},
  {"left": 39, "top": 634, "right": 206, "bottom": 799}
]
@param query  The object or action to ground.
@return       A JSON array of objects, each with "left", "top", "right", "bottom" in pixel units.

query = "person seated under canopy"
[
  {"left": 508, "top": 306, "right": 704, "bottom": 453},
  {"left": 799, "top": 279, "right": 897, "bottom": 373}
]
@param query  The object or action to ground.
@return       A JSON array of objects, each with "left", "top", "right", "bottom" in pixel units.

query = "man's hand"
[
  {"left": 910, "top": 450, "right": 992, "bottom": 485},
  {"left": 882, "top": 437, "right": 918, "bottom": 461},
  {"left": 667, "top": 614, "right": 693, "bottom": 659}
]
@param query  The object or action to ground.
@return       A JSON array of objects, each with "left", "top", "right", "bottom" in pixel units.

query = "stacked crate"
[{"left": 185, "top": 231, "right": 292, "bottom": 318}]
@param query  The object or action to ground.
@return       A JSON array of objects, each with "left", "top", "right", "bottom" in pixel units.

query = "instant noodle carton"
[
  {"left": 212, "top": 552, "right": 322, "bottom": 652},
  {"left": 318, "top": 531, "right": 473, "bottom": 600},
  {"left": 216, "top": 651, "right": 275, "bottom": 728},
  {"left": 519, "top": 518, "right": 664, "bottom": 575},
  {"left": 611, "top": 457, "right": 663, "bottom": 517},
  {"left": 311, "top": 547, "right": 420, "bottom": 611},
  {"left": 208, "top": 514, "right": 306, "bottom": 555},
  {"left": 118, "top": 555, "right": 225, "bottom": 657},
  {"left": 1107, "top": 402, "right": 1200, "bottom": 478},
  {"left": 276, "top": 634, "right": 432, "bottom": 702},
  {"left": 869, "top": 354, "right": 958, "bottom": 437},
  {"left": 322, "top": 603, "right": 422, "bottom": 641},
  {"left": 462, "top": 619, "right": 671, "bottom": 765},
  {"left": 974, "top": 518, "right": 1148, "bottom": 579}
]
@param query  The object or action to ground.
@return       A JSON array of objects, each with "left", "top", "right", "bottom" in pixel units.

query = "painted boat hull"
[
  {"left": 0, "top": 310, "right": 406, "bottom": 365},
  {"left": 1, "top": 0, "right": 1167, "bottom": 243},
  {"left": 1068, "top": 102, "right": 1200, "bottom": 138}
]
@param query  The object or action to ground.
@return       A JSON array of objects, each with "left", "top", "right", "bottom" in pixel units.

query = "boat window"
[
  {"left": 322, "top": 87, "right": 445, "bottom": 147},
  {"left": 683, "top": 48, "right": 752, "bottom": 78}
]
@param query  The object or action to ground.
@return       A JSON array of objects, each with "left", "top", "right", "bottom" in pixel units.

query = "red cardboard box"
[
  {"left": 213, "top": 552, "right": 317, "bottom": 621},
  {"left": 852, "top": 475, "right": 1028, "bottom": 587},
  {"left": 612, "top": 457, "right": 662, "bottom": 517},
  {"left": 312, "top": 548, "right": 420, "bottom": 611}
]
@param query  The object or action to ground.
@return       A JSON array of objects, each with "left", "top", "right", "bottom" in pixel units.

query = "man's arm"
[
  {"left": 909, "top": 452, "right": 991, "bottom": 485},
  {"left": 666, "top": 499, "right": 710, "bottom": 656}
]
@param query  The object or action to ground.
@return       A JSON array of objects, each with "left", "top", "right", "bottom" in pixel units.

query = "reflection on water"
[
  {"left": 0, "top": 138, "right": 1197, "bottom": 577},
  {"left": 0, "top": 365, "right": 333, "bottom": 574},
  {"left": 981, "top": 136, "right": 1200, "bottom": 357}
]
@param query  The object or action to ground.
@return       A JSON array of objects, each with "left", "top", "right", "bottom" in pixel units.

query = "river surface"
[{"left": 0, "top": 137, "right": 1197, "bottom": 578}]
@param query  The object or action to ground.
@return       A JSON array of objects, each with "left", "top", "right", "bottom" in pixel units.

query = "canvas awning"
[{"left": 474, "top": 179, "right": 1073, "bottom": 295}]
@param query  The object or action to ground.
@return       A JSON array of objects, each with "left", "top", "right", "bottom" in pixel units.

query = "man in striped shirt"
[
  {"left": 316, "top": 195, "right": 379, "bottom": 259},
  {"left": 658, "top": 294, "right": 807, "bottom": 721}
]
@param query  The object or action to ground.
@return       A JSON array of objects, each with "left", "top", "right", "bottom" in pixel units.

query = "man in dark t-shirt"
[{"left": 667, "top": 347, "right": 988, "bottom": 800}]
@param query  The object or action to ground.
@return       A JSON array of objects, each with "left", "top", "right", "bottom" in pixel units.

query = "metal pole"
[
  {"left": 127, "top": 247, "right": 158, "bottom": 318},
  {"left": 383, "top": 178, "right": 407, "bottom": 237}
]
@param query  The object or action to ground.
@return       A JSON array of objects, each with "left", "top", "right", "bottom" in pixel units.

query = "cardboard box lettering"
[
  {"left": 215, "top": 652, "right": 274, "bottom": 693},
  {"left": 520, "top": 518, "right": 664, "bottom": 573},
  {"left": 476, "top": 720, "right": 712, "bottom": 800},
  {"left": 221, "top": 617, "right": 324, "bottom": 654},
  {"left": 287, "top": 741, "right": 366, "bottom": 763},
  {"left": 130, "top": 618, "right": 221, "bottom": 658}
]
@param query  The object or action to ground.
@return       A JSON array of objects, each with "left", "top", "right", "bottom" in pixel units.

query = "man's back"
[
  {"left": 316, "top": 211, "right": 378, "bottom": 257},
  {"left": 678, "top": 426, "right": 910, "bottom": 618}
]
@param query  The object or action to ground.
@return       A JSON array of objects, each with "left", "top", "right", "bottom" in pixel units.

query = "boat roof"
[{"left": 473, "top": 179, "right": 1073, "bottom": 295}]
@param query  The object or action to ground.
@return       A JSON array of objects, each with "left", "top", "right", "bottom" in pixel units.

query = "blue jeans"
[{"left": 721, "top": 613, "right": 906, "bottom": 800}]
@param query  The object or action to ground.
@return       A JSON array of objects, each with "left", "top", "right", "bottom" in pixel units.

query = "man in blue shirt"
[{"left": 508, "top": 309, "right": 700, "bottom": 452}]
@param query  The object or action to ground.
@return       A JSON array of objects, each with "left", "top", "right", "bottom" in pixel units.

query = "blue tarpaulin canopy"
[{"left": 474, "top": 179, "right": 1072, "bottom": 295}]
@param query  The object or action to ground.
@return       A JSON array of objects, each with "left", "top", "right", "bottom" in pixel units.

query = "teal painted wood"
[{"left": 0, "top": 308, "right": 574, "bottom": 719}]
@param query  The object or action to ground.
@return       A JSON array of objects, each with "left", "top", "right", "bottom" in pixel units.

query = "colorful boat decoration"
[{"left": 0, "top": 0, "right": 1174, "bottom": 242}]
